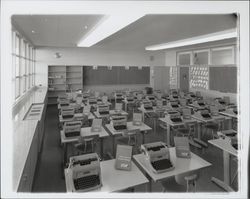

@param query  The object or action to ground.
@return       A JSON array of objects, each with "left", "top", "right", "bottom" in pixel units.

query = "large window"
[{"left": 12, "top": 30, "right": 36, "bottom": 102}]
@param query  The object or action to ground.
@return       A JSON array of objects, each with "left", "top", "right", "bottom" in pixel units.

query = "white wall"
[
  {"left": 35, "top": 47, "right": 166, "bottom": 93},
  {"left": 164, "top": 41, "right": 238, "bottom": 103}
]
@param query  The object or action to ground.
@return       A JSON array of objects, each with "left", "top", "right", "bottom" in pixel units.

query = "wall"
[
  {"left": 164, "top": 40, "right": 238, "bottom": 103},
  {"left": 36, "top": 47, "right": 167, "bottom": 94}
]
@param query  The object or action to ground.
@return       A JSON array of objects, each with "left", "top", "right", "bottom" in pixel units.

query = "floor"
[{"left": 32, "top": 104, "right": 238, "bottom": 193}]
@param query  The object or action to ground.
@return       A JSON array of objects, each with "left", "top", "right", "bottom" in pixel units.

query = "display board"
[
  {"left": 209, "top": 66, "right": 237, "bottom": 93},
  {"left": 83, "top": 66, "right": 150, "bottom": 85}
]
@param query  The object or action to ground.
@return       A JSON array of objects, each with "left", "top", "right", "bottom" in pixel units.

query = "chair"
[
  {"left": 161, "top": 171, "right": 199, "bottom": 192},
  {"left": 74, "top": 134, "right": 99, "bottom": 155},
  {"left": 204, "top": 121, "right": 219, "bottom": 139},
  {"left": 116, "top": 129, "right": 139, "bottom": 154}
]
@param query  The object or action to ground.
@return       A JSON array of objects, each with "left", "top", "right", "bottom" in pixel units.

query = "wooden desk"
[
  {"left": 60, "top": 126, "right": 109, "bottom": 167},
  {"left": 133, "top": 147, "right": 211, "bottom": 192},
  {"left": 159, "top": 117, "right": 197, "bottom": 146},
  {"left": 64, "top": 159, "right": 149, "bottom": 192},
  {"left": 208, "top": 138, "right": 238, "bottom": 192},
  {"left": 105, "top": 122, "right": 152, "bottom": 156}
]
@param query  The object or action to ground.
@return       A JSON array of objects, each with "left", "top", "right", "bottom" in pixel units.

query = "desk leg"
[
  {"left": 142, "top": 131, "right": 145, "bottom": 144},
  {"left": 166, "top": 124, "right": 170, "bottom": 147},
  {"left": 211, "top": 151, "right": 234, "bottom": 192},
  {"left": 194, "top": 122, "right": 208, "bottom": 147},
  {"left": 147, "top": 179, "right": 152, "bottom": 192},
  {"left": 100, "top": 138, "right": 104, "bottom": 159},
  {"left": 113, "top": 136, "right": 116, "bottom": 157},
  {"left": 63, "top": 143, "right": 67, "bottom": 168}
]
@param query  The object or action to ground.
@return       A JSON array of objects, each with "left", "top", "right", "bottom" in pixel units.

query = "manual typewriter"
[
  {"left": 196, "top": 99, "right": 206, "bottom": 107},
  {"left": 64, "top": 121, "right": 81, "bottom": 138},
  {"left": 168, "top": 101, "right": 179, "bottom": 109},
  {"left": 225, "top": 108, "right": 238, "bottom": 115},
  {"left": 88, "top": 97, "right": 97, "bottom": 105},
  {"left": 141, "top": 142, "right": 174, "bottom": 173},
  {"left": 169, "top": 113, "right": 183, "bottom": 123},
  {"left": 61, "top": 108, "right": 75, "bottom": 120},
  {"left": 111, "top": 115, "right": 127, "bottom": 131},
  {"left": 146, "top": 95, "right": 156, "bottom": 101},
  {"left": 69, "top": 153, "right": 102, "bottom": 192},
  {"left": 195, "top": 110, "right": 212, "bottom": 120},
  {"left": 141, "top": 100, "right": 154, "bottom": 111},
  {"left": 126, "top": 96, "right": 135, "bottom": 102},
  {"left": 98, "top": 105, "right": 110, "bottom": 115}
]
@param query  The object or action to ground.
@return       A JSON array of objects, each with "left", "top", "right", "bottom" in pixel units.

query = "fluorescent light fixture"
[
  {"left": 138, "top": 66, "right": 142, "bottom": 70},
  {"left": 145, "top": 28, "right": 237, "bottom": 51},
  {"left": 78, "top": 14, "right": 144, "bottom": 47},
  {"left": 108, "top": 66, "right": 112, "bottom": 70},
  {"left": 93, "top": 65, "right": 98, "bottom": 70},
  {"left": 125, "top": 66, "right": 129, "bottom": 70}
]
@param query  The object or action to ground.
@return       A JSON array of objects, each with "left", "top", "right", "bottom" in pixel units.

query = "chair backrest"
[
  {"left": 210, "top": 105, "right": 219, "bottom": 116},
  {"left": 64, "top": 121, "right": 82, "bottom": 128},
  {"left": 182, "top": 108, "right": 191, "bottom": 119},
  {"left": 102, "top": 96, "right": 108, "bottom": 103},
  {"left": 78, "top": 134, "right": 99, "bottom": 144},
  {"left": 115, "top": 103, "right": 123, "bottom": 111},
  {"left": 223, "top": 96, "right": 230, "bottom": 105},
  {"left": 179, "top": 98, "right": 187, "bottom": 106},
  {"left": 175, "top": 170, "right": 199, "bottom": 187},
  {"left": 122, "top": 129, "right": 138, "bottom": 137}
]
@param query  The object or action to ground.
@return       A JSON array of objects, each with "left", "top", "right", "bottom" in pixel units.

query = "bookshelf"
[{"left": 48, "top": 65, "right": 83, "bottom": 104}]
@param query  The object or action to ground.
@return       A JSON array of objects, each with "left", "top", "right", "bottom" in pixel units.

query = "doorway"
[{"left": 179, "top": 67, "right": 189, "bottom": 92}]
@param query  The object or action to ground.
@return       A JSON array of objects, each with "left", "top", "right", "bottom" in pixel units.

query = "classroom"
[{"left": 1, "top": 1, "right": 249, "bottom": 198}]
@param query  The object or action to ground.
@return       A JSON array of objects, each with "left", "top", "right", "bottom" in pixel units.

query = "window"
[
  {"left": 177, "top": 52, "right": 192, "bottom": 65},
  {"left": 193, "top": 50, "right": 210, "bottom": 65},
  {"left": 12, "top": 29, "right": 36, "bottom": 102},
  {"left": 211, "top": 46, "right": 235, "bottom": 65}
]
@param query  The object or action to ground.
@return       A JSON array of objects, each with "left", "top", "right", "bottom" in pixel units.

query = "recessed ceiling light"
[
  {"left": 31, "top": 30, "right": 35, "bottom": 33},
  {"left": 145, "top": 28, "right": 237, "bottom": 51},
  {"left": 78, "top": 14, "right": 144, "bottom": 47}
]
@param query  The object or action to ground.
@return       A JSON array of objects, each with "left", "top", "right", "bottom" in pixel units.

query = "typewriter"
[
  {"left": 98, "top": 105, "right": 110, "bottom": 115},
  {"left": 174, "top": 137, "right": 191, "bottom": 158},
  {"left": 169, "top": 113, "right": 183, "bottom": 123},
  {"left": 197, "top": 100, "right": 206, "bottom": 107},
  {"left": 61, "top": 108, "right": 75, "bottom": 120},
  {"left": 111, "top": 115, "right": 127, "bottom": 131},
  {"left": 142, "top": 100, "right": 154, "bottom": 111},
  {"left": 217, "top": 98, "right": 226, "bottom": 105},
  {"left": 217, "top": 131, "right": 238, "bottom": 150},
  {"left": 91, "top": 119, "right": 102, "bottom": 132},
  {"left": 69, "top": 153, "right": 102, "bottom": 192},
  {"left": 89, "top": 97, "right": 97, "bottom": 105},
  {"left": 141, "top": 142, "right": 174, "bottom": 173},
  {"left": 64, "top": 121, "right": 81, "bottom": 138},
  {"left": 126, "top": 96, "right": 135, "bottom": 102},
  {"left": 133, "top": 113, "right": 142, "bottom": 126},
  {"left": 146, "top": 95, "right": 156, "bottom": 101},
  {"left": 169, "top": 101, "right": 179, "bottom": 109},
  {"left": 195, "top": 110, "right": 212, "bottom": 120}
]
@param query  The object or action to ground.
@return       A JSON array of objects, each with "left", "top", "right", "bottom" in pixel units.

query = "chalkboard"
[
  {"left": 83, "top": 66, "right": 150, "bottom": 85},
  {"left": 209, "top": 66, "right": 237, "bottom": 93}
]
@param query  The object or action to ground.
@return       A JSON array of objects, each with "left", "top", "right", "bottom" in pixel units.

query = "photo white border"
[{"left": 1, "top": 1, "right": 249, "bottom": 198}]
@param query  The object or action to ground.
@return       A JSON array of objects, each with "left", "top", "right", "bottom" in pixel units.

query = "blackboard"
[
  {"left": 83, "top": 66, "right": 150, "bottom": 85},
  {"left": 209, "top": 66, "right": 237, "bottom": 93}
]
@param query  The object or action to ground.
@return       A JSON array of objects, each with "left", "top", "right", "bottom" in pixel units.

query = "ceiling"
[{"left": 12, "top": 14, "right": 237, "bottom": 51}]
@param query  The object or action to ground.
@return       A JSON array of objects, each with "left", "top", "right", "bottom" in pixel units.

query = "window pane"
[
  {"left": 12, "top": 31, "right": 15, "bottom": 54},
  {"left": 20, "top": 77, "right": 25, "bottom": 93},
  {"left": 12, "top": 56, "right": 16, "bottom": 79},
  {"left": 211, "top": 48, "right": 234, "bottom": 65},
  {"left": 15, "top": 78, "right": 20, "bottom": 98},
  {"left": 20, "top": 58, "right": 25, "bottom": 76},
  {"left": 178, "top": 53, "right": 191, "bottom": 65},
  {"left": 20, "top": 39, "right": 25, "bottom": 57},
  {"left": 15, "top": 57, "right": 20, "bottom": 77},
  {"left": 15, "top": 35, "right": 20, "bottom": 55},
  {"left": 193, "top": 51, "right": 209, "bottom": 65}
]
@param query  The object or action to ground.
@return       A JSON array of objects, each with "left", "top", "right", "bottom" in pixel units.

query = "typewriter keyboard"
[
  {"left": 99, "top": 111, "right": 109, "bottom": 115},
  {"left": 65, "top": 131, "right": 80, "bottom": 138},
  {"left": 202, "top": 114, "right": 211, "bottom": 119},
  {"left": 171, "top": 118, "right": 182, "bottom": 123},
  {"left": 74, "top": 175, "right": 100, "bottom": 191},
  {"left": 172, "top": 105, "right": 179, "bottom": 108},
  {"left": 73, "top": 158, "right": 98, "bottom": 166},
  {"left": 198, "top": 103, "right": 205, "bottom": 106},
  {"left": 144, "top": 107, "right": 153, "bottom": 110},
  {"left": 62, "top": 115, "right": 74, "bottom": 119},
  {"left": 151, "top": 159, "right": 173, "bottom": 171},
  {"left": 114, "top": 125, "right": 127, "bottom": 131}
]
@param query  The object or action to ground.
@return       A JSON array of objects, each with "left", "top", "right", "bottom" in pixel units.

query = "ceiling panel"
[{"left": 12, "top": 14, "right": 237, "bottom": 50}]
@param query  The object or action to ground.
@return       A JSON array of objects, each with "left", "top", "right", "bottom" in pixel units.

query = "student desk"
[
  {"left": 59, "top": 112, "right": 95, "bottom": 123},
  {"left": 208, "top": 138, "right": 238, "bottom": 192},
  {"left": 220, "top": 109, "right": 238, "bottom": 129},
  {"left": 64, "top": 159, "right": 149, "bottom": 192},
  {"left": 60, "top": 126, "right": 109, "bottom": 167},
  {"left": 133, "top": 147, "right": 211, "bottom": 192},
  {"left": 105, "top": 122, "right": 152, "bottom": 156},
  {"left": 191, "top": 114, "right": 228, "bottom": 147},
  {"left": 159, "top": 117, "right": 198, "bottom": 147}
]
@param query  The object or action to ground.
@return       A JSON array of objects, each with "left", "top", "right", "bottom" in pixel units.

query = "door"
[{"left": 179, "top": 67, "right": 189, "bottom": 92}]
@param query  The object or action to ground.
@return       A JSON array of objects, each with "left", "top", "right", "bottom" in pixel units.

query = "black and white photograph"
[{"left": 1, "top": 0, "right": 249, "bottom": 198}]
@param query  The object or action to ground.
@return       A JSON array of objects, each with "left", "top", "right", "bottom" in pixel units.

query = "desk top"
[
  {"left": 59, "top": 112, "right": 95, "bottom": 123},
  {"left": 105, "top": 121, "right": 152, "bottom": 136},
  {"left": 64, "top": 159, "right": 149, "bottom": 192},
  {"left": 220, "top": 110, "right": 238, "bottom": 119},
  {"left": 133, "top": 147, "right": 211, "bottom": 182},
  {"left": 192, "top": 114, "right": 226, "bottom": 123},
  {"left": 159, "top": 117, "right": 197, "bottom": 126},
  {"left": 60, "top": 126, "right": 109, "bottom": 144},
  {"left": 208, "top": 138, "right": 237, "bottom": 156}
]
